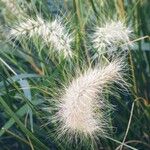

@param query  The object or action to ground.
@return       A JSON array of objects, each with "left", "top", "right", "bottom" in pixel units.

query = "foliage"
[{"left": 0, "top": 0, "right": 150, "bottom": 150}]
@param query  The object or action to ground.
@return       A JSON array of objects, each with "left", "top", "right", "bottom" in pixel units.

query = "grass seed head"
[
  {"left": 92, "top": 21, "right": 133, "bottom": 54},
  {"left": 52, "top": 58, "right": 126, "bottom": 142},
  {"left": 9, "top": 16, "right": 73, "bottom": 57}
]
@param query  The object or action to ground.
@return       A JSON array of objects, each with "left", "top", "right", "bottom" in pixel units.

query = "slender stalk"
[
  {"left": 88, "top": 0, "right": 99, "bottom": 19},
  {"left": 116, "top": 0, "right": 126, "bottom": 20},
  {"left": 21, "top": 40, "right": 44, "bottom": 75},
  {"left": 104, "top": 135, "right": 137, "bottom": 150},
  {"left": 0, "top": 57, "right": 17, "bottom": 75},
  {"left": 2, "top": 128, "right": 30, "bottom": 146},
  {"left": 73, "top": 0, "right": 90, "bottom": 66},
  {"left": 29, "top": 56, "right": 44, "bottom": 75},
  {"left": 128, "top": 50, "right": 138, "bottom": 96},
  {"left": 117, "top": 140, "right": 150, "bottom": 149},
  {"left": 122, "top": 36, "right": 150, "bottom": 46},
  {"left": 117, "top": 0, "right": 138, "bottom": 97},
  {"left": 119, "top": 97, "right": 148, "bottom": 150},
  {"left": 119, "top": 101, "right": 135, "bottom": 150}
]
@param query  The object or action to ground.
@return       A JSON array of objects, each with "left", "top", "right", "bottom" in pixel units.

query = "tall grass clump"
[{"left": 0, "top": 0, "right": 149, "bottom": 150}]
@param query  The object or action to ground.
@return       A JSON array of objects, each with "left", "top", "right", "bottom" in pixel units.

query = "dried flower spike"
[
  {"left": 53, "top": 58, "right": 126, "bottom": 140},
  {"left": 9, "top": 16, "right": 73, "bottom": 57},
  {"left": 92, "top": 21, "right": 132, "bottom": 54}
]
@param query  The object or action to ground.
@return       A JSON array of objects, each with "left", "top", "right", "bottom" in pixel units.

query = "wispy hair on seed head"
[
  {"left": 91, "top": 21, "right": 133, "bottom": 55},
  {"left": 8, "top": 15, "right": 73, "bottom": 57},
  {"left": 48, "top": 57, "right": 127, "bottom": 145}
]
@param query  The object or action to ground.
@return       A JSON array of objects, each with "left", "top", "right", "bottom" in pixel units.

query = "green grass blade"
[{"left": 0, "top": 96, "right": 49, "bottom": 150}]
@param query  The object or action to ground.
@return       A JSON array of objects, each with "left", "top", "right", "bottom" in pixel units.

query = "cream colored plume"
[
  {"left": 9, "top": 16, "right": 73, "bottom": 57},
  {"left": 54, "top": 59, "right": 125, "bottom": 139},
  {"left": 92, "top": 21, "right": 132, "bottom": 53}
]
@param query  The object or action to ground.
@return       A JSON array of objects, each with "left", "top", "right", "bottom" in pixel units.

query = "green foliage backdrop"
[{"left": 0, "top": 0, "right": 150, "bottom": 150}]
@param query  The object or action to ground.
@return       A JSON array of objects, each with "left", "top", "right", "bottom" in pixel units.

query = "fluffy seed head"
[
  {"left": 44, "top": 19, "right": 73, "bottom": 57},
  {"left": 92, "top": 21, "right": 132, "bottom": 53},
  {"left": 53, "top": 59, "right": 126, "bottom": 140},
  {"left": 9, "top": 16, "right": 73, "bottom": 57}
]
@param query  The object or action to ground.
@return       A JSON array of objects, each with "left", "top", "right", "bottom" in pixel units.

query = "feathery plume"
[
  {"left": 92, "top": 21, "right": 133, "bottom": 54},
  {"left": 52, "top": 58, "right": 126, "bottom": 141},
  {"left": 9, "top": 16, "right": 73, "bottom": 57}
]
